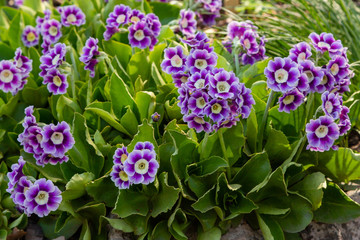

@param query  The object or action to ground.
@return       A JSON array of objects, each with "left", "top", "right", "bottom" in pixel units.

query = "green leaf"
[
  {"left": 231, "top": 152, "right": 271, "bottom": 193},
  {"left": 135, "top": 91, "right": 156, "bottom": 120},
  {"left": 77, "top": 203, "right": 106, "bottom": 231},
  {"left": 314, "top": 182, "right": 360, "bottom": 223},
  {"left": 187, "top": 156, "right": 228, "bottom": 177},
  {"left": 103, "top": 40, "right": 132, "bottom": 68},
  {"left": 151, "top": 221, "right": 171, "bottom": 240},
  {"left": 215, "top": 53, "right": 232, "bottom": 72},
  {"left": 56, "top": 95, "right": 81, "bottom": 123},
  {"left": 198, "top": 227, "right": 221, "bottom": 240},
  {"left": 264, "top": 126, "right": 292, "bottom": 165},
  {"left": 100, "top": 216, "right": 133, "bottom": 233},
  {"left": 79, "top": 220, "right": 91, "bottom": 240},
  {"left": 157, "top": 26, "right": 175, "bottom": 43},
  {"left": 112, "top": 190, "right": 149, "bottom": 218},
  {"left": 289, "top": 172, "right": 326, "bottom": 210},
  {"left": 151, "top": 172, "right": 180, "bottom": 217},
  {"left": 86, "top": 176, "right": 118, "bottom": 208},
  {"left": 151, "top": 62, "right": 166, "bottom": 86},
  {"left": 8, "top": 11, "right": 22, "bottom": 49},
  {"left": 55, "top": 213, "right": 82, "bottom": 235},
  {"left": 67, "top": 113, "right": 104, "bottom": 177},
  {"left": 149, "top": 2, "right": 181, "bottom": 24},
  {"left": 9, "top": 213, "right": 27, "bottom": 229},
  {"left": 168, "top": 208, "right": 188, "bottom": 240},
  {"left": 150, "top": 43, "right": 167, "bottom": 68},
  {"left": 22, "top": 86, "right": 50, "bottom": 107},
  {"left": 62, "top": 172, "right": 95, "bottom": 201},
  {"left": 257, "top": 213, "right": 285, "bottom": 240},
  {"left": 246, "top": 109, "right": 258, "bottom": 153},
  {"left": 120, "top": 106, "right": 139, "bottom": 135},
  {"left": 127, "top": 51, "right": 150, "bottom": 82},
  {"left": 240, "top": 58, "right": 270, "bottom": 88},
  {"left": 127, "top": 119, "right": 158, "bottom": 153},
  {"left": 28, "top": 47, "right": 41, "bottom": 81},
  {"left": 0, "top": 42, "right": 13, "bottom": 60}
]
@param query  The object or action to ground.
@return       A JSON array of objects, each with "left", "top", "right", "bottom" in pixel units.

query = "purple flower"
[
  {"left": 80, "top": 37, "right": 99, "bottom": 78},
  {"left": 278, "top": 89, "right": 304, "bottom": 113},
  {"left": 178, "top": 84, "right": 191, "bottom": 115},
  {"left": 240, "top": 30, "right": 259, "bottom": 54},
  {"left": 134, "top": 141, "right": 155, "bottom": 152},
  {"left": 113, "top": 146, "right": 128, "bottom": 165},
  {"left": 36, "top": 9, "right": 51, "bottom": 33},
  {"left": 198, "top": 13, "right": 219, "bottom": 26},
  {"left": 24, "top": 178, "right": 62, "bottom": 217},
  {"left": 179, "top": 10, "right": 197, "bottom": 36},
  {"left": 296, "top": 73, "right": 310, "bottom": 92},
  {"left": 186, "top": 69, "right": 210, "bottom": 90},
  {"left": 338, "top": 106, "right": 351, "bottom": 136},
  {"left": 204, "top": 99, "right": 231, "bottom": 123},
  {"left": 181, "top": 31, "right": 209, "bottom": 47},
  {"left": 145, "top": 13, "right": 161, "bottom": 37},
  {"left": 0, "top": 60, "right": 22, "bottom": 94},
  {"left": 306, "top": 115, "right": 339, "bottom": 152},
  {"left": 315, "top": 69, "right": 335, "bottom": 93},
  {"left": 58, "top": 5, "right": 85, "bottom": 27},
  {"left": 128, "top": 20, "right": 152, "bottom": 49},
  {"left": 151, "top": 112, "right": 160, "bottom": 122},
  {"left": 327, "top": 56, "right": 349, "bottom": 82},
  {"left": 23, "top": 105, "right": 37, "bottom": 129},
  {"left": 334, "top": 78, "right": 351, "bottom": 94},
  {"left": 186, "top": 49, "right": 217, "bottom": 74},
  {"left": 309, "top": 32, "right": 343, "bottom": 57},
  {"left": 41, "top": 38, "right": 52, "bottom": 55},
  {"left": 111, "top": 164, "right": 131, "bottom": 189},
  {"left": 321, "top": 91, "right": 342, "bottom": 119},
  {"left": 103, "top": 26, "right": 119, "bottom": 41},
  {"left": 129, "top": 9, "right": 145, "bottom": 24},
  {"left": 289, "top": 42, "right": 312, "bottom": 63},
  {"left": 41, "top": 121, "right": 75, "bottom": 158},
  {"left": 43, "top": 68, "right": 68, "bottom": 95},
  {"left": 299, "top": 60, "right": 324, "bottom": 93},
  {"left": 21, "top": 26, "right": 39, "bottom": 47},
  {"left": 188, "top": 89, "right": 209, "bottom": 114},
  {"left": 39, "top": 43, "right": 66, "bottom": 77},
  {"left": 184, "top": 113, "right": 212, "bottom": 133},
  {"left": 172, "top": 72, "right": 190, "bottom": 88},
  {"left": 18, "top": 125, "right": 43, "bottom": 155},
  {"left": 11, "top": 176, "right": 33, "bottom": 207},
  {"left": 7, "top": 157, "right": 26, "bottom": 194},
  {"left": 14, "top": 48, "right": 33, "bottom": 79},
  {"left": 161, "top": 46, "right": 187, "bottom": 74},
  {"left": 201, "top": 0, "right": 222, "bottom": 13},
  {"left": 209, "top": 69, "right": 239, "bottom": 99},
  {"left": 124, "top": 149, "right": 159, "bottom": 184},
  {"left": 227, "top": 21, "right": 257, "bottom": 40},
  {"left": 41, "top": 19, "right": 62, "bottom": 43},
  {"left": 106, "top": 4, "right": 131, "bottom": 28},
  {"left": 236, "top": 83, "right": 255, "bottom": 118},
  {"left": 36, "top": 154, "right": 69, "bottom": 166},
  {"left": 264, "top": 57, "right": 300, "bottom": 93}
]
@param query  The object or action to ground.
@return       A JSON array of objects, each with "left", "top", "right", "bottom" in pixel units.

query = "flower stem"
[
  {"left": 257, "top": 90, "right": 275, "bottom": 152},
  {"left": 234, "top": 51, "right": 240, "bottom": 76},
  {"left": 68, "top": 48, "right": 78, "bottom": 101},
  {"left": 218, "top": 128, "right": 231, "bottom": 179}
]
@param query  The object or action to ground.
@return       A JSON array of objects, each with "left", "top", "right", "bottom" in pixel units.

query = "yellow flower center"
[
  {"left": 27, "top": 32, "right": 36, "bottom": 42},
  {"left": 53, "top": 76, "right": 62, "bottom": 87}
]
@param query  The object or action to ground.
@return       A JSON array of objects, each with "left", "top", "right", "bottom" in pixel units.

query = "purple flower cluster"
[
  {"left": 17, "top": 106, "right": 74, "bottom": 167},
  {"left": 39, "top": 43, "right": 68, "bottom": 95},
  {"left": 7, "top": 158, "right": 62, "bottom": 217},
  {"left": 224, "top": 20, "right": 267, "bottom": 65},
  {"left": 161, "top": 32, "right": 255, "bottom": 133},
  {"left": 111, "top": 142, "right": 159, "bottom": 189},
  {"left": 264, "top": 32, "right": 353, "bottom": 151},
  {"left": 104, "top": 5, "right": 161, "bottom": 50},
  {"left": 79, "top": 37, "right": 99, "bottom": 78},
  {"left": 0, "top": 48, "right": 32, "bottom": 95}
]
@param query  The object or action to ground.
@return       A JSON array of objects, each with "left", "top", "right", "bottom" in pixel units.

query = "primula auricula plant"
[{"left": 1, "top": 0, "right": 360, "bottom": 239}]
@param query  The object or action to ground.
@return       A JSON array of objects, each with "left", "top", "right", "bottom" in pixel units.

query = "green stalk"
[
  {"left": 257, "top": 90, "right": 275, "bottom": 152},
  {"left": 234, "top": 51, "right": 240, "bottom": 77},
  {"left": 69, "top": 49, "right": 78, "bottom": 101},
  {"left": 105, "top": 57, "right": 116, "bottom": 74},
  {"left": 218, "top": 128, "right": 231, "bottom": 179}
]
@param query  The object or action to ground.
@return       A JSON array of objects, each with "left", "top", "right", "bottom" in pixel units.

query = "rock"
[
  {"left": 222, "top": 221, "right": 263, "bottom": 240},
  {"left": 25, "top": 223, "right": 43, "bottom": 240}
]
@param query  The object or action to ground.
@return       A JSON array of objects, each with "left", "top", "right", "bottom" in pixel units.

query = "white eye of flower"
[
  {"left": 134, "top": 30, "right": 145, "bottom": 41},
  {"left": 274, "top": 69, "right": 288, "bottom": 83},
  {"left": 119, "top": 171, "right": 129, "bottom": 181},
  {"left": 211, "top": 103, "right": 222, "bottom": 114},
  {"left": 304, "top": 70, "right": 314, "bottom": 82},
  {"left": 196, "top": 97, "right": 206, "bottom": 109},
  {"left": 52, "top": 54, "right": 61, "bottom": 66},
  {"left": 35, "top": 191, "right": 49, "bottom": 205},
  {"left": 16, "top": 58, "right": 23, "bottom": 68},
  {"left": 315, "top": 125, "right": 329, "bottom": 138},
  {"left": 283, "top": 95, "right": 295, "bottom": 105},
  {"left": 195, "top": 59, "right": 208, "bottom": 70},
  {"left": 194, "top": 79, "right": 205, "bottom": 88},
  {"left": 49, "top": 26, "right": 58, "bottom": 36},
  {"left": 180, "top": 18, "right": 188, "bottom": 28},
  {"left": 318, "top": 41, "right": 330, "bottom": 49},
  {"left": 180, "top": 76, "right": 188, "bottom": 83},
  {"left": 135, "top": 159, "right": 149, "bottom": 174},
  {"left": 36, "top": 134, "right": 43, "bottom": 143},
  {"left": 170, "top": 55, "right": 183, "bottom": 68},
  {"left": 320, "top": 75, "right": 328, "bottom": 85},
  {"left": 297, "top": 52, "right": 306, "bottom": 62},
  {"left": 27, "top": 32, "right": 36, "bottom": 42},
  {"left": 325, "top": 101, "right": 333, "bottom": 113},
  {"left": 53, "top": 76, "right": 62, "bottom": 87},
  {"left": 67, "top": 14, "right": 77, "bottom": 23},
  {"left": 51, "top": 132, "right": 64, "bottom": 145},
  {"left": 216, "top": 81, "right": 231, "bottom": 93},
  {"left": 0, "top": 70, "right": 13, "bottom": 83},
  {"left": 330, "top": 63, "right": 339, "bottom": 76},
  {"left": 120, "top": 153, "right": 127, "bottom": 163},
  {"left": 194, "top": 117, "right": 205, "bottom": 124},
  {"left": 131, "top": 16, "right": 140, "bottom": 23},
  {"left": 116, "top": 14, "right": 126, "bottom": 24},
  {"left": 244, "top": 39, "right": 251, "bottom": 49}
]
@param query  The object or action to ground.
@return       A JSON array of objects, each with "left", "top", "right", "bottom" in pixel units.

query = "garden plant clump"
[{"left": 0, "top": 0, "right": 360, "bottom": 239}]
